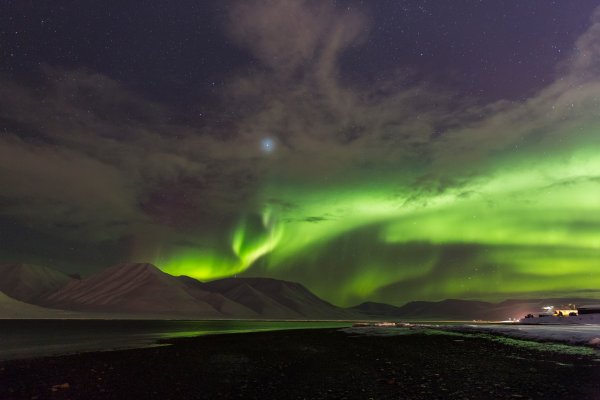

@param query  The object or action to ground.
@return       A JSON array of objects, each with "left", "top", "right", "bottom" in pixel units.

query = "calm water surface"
[{"left": 0, "top": 320, "right": 350, "bottom": 361}]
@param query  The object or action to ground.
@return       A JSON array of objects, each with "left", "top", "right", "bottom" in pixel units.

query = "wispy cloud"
[{"left": 1, "top": 1, "right": 599, "bottom": 303}]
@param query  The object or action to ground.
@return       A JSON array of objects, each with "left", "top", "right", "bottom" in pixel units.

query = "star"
[{"left": 260, "top": 137, "right": 276, "bottom": 154}]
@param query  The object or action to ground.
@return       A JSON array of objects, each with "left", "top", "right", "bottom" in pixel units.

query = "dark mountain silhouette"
[
  {"left": 348, "top": 301, "right": 405, "bottom": 317},
  {"left": 0, "top": 291, "right": 82, "bottom": 319},
  {"left": 0, "top": 263, "right": 75, "bottom": 303},
  {"left": 2, "top": 262, "right": 598, "bottom": 321},
  {"left": 350, "top": 299, "right": 491, "bottom": 320},
  {"left": 351, "top": 298, "right": 600, "bottom": 321},
  {"left": 396, "top": 299, "right": 492, "bottom": 320},
  {"left": 41, "top": 263, "right": 225, "bottom": 317},
  {"left": 200, "top": 277, "right": 352, "bottom": 319},
  {"left": 1, "top": 263, "right": 357, "bottom": 319}
]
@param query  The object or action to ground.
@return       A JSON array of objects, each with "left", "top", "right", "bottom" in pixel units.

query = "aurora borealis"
[{"left": 1, "top": 1, "right": 599, "bottom": 306}]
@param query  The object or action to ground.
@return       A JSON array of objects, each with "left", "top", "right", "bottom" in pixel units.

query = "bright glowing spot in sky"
[{"left": 260, "top": 137, "right": 275, "bottom": 153}]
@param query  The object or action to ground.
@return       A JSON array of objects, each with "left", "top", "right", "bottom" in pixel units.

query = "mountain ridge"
[
  {"left": 2, "top": 262, "right": 599, "bottom": 321},
  {"left": 0, "top": 263, "right": 358, "bottom": 320},
  {"left": 350, "top": 297, "right": 600, "bottom": 321},
  {"left": 0, "top": 263, "right": 76, "bottom": 303}
]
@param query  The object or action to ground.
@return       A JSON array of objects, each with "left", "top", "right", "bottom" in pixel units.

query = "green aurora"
[
  {"left": 159, "top": 141, "right": 600, "bottom": 305},
  {"left": 2, "top": 1, "right": 600, "bottom": 308},
  {"left": 152, "top": 6, "right": 600, "bottom": 306}
]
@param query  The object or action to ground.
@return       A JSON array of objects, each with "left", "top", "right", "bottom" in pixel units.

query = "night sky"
[{"left": 1, "top": 1, "right": 599, "bottom": 306}]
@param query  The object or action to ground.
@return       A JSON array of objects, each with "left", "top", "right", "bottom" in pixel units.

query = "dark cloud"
[
  {"left": 302, "top": 216, "right": 330, "bottom": 223},
  {"left": 0, "top": 1, "right": 599, "bottom": 303}
]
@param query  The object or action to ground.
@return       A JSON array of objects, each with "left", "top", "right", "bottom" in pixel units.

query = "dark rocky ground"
[{"left": 1, "top": 328, "right": 599, "bottom": 399}]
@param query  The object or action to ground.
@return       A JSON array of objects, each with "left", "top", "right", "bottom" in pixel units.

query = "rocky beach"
[{"left": 1, "top": 328, "right": 599, "bottom": 399}]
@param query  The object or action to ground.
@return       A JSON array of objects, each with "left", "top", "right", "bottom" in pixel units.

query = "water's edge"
[{"left": 0, "top": 320, "right": 350, "bottom": 361}]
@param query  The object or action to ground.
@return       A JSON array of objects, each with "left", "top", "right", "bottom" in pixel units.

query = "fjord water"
[{"left": 0, "top": 320, "right": 350, "bottom": 361}]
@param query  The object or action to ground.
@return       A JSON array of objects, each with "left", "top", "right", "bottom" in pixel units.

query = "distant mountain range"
[
  {"left": 1, "top": 262, "right": 598, "bottom": 321},
  {"left": 350, "top": 298, "right": 600, "bottom": 321}
]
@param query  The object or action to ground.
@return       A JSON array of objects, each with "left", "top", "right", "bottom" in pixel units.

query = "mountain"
[
  {"left": 9, "top": 262, "right": 594, "bottom": 321},
  {"left": 41, "top": 263, "right": 226, "bottom": 317},
  {"left": 27, "top": 263, "right": 357, "bottom": 319},
  {"left": 0, "top": 263, "right": 75, "bottom": 302},
  {"left": 0, "top": 291, "right": 84, "bottom": 319},
  {"left": 396, "top": 299, "right": 492, "bottom": 320},
  {"left": 201, "top": 277, "right": 354, "bottom": 319},
  {"left": 350, "top": 299, "right": 491, "bottom": 320},
  {"left": 177, "top": 276, "right": 293, "bottom": 318},
  {"left": 485, "top": 298, "right": 600, "bottom": 321},
  {"left": 349, "top": 301, "right": 405, "bottom": 318},
  {"left": 350, "top": 298, "right": 600, "bottom": 321}
]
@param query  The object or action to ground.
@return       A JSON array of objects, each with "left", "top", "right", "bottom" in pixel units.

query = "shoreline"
[
  {"left": 3, "top": 318, "right": 599, "bottom": 358},
  {"left": 0, "top": 320, "right": 351, "bottom": 362},
  {"left": 1, "top": 328, "right": 600, "bottom": 399},
  {"left": 3, "top": 318, "right": 600, "bottom": 362},
  {"left": 348, "top": 322, "right": 600, "bottom": 351}
]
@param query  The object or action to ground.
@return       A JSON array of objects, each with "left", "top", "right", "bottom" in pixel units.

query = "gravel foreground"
[{"left": 1, "top": 328, "right": 599, "bottom": 400}]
